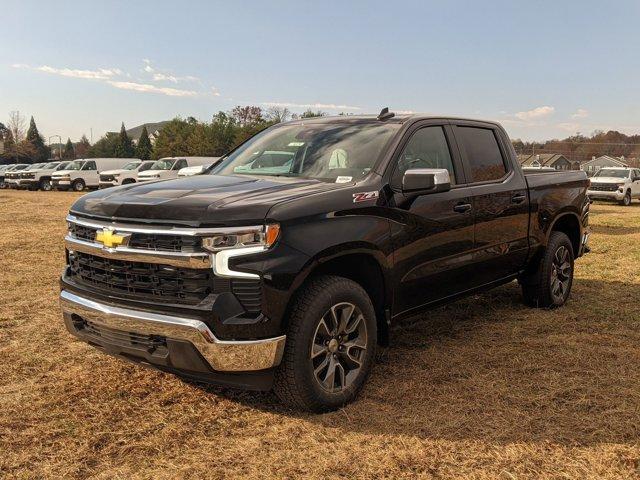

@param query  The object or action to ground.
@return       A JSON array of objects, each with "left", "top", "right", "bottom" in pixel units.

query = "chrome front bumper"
[{"left": 60, "top": 290, "right": 286, "bottom": 372}]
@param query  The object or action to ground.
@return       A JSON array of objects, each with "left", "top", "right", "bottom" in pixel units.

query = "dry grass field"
[{"left": 1, "top": 190, "right": 639, "bottom": 479}]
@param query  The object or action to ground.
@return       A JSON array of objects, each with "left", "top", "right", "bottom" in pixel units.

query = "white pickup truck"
[
  {"left": 587, "top": 167, "right": 640, "bottom": 206},
  {"left": 138, "top": 157, "right": 218, "bottom": 182},
  {"left": 98, "top": 160, "right": 155, "bottom": 188}
]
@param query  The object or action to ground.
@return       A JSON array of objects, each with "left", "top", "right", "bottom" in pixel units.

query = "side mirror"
[{"left": 402, "top": 168, "right": 451, "bottom": 196}]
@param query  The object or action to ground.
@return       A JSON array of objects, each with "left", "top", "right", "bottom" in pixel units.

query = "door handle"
[
  {"left": 453, "top": 203, "right": 472, "bottom": 213},
  {"left": 512, "top": 193, "right": 526, "bottom": 204}
]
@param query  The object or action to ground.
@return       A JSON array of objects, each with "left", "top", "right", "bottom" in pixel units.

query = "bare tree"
[
  {"left": 8, "top": 111, "right": 27, "bottom": 143},
  {"left": 266, "top": 106, "right": 291, "bottom": 124}
]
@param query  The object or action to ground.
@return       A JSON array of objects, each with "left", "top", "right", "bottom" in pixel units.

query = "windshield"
[
  {"left": 150, "top": 159, "right": 175, "bottom": 170},
  {"left": 65, "top": 160, "right": 85, "bottom": 171},
  {"left": 593, "top": 169, "right": 629, "bottom": 178},
  {"left": 138, "top": 161, "right": 154, "bottom": 172},
  {"left": 122, "top": 161, "right": 141, "bottom": 170},
  {"left": 55, "top": 162, "right": 69, "bottom": 170},
  {"left": 211, "top": 122, "right": 401, "bottom": 182},
  {"left": 42, "top": 162, "right": 59, "bottom": 169},
  {"left": 27, "top": 163, "right": 45, "bottom": 170}
]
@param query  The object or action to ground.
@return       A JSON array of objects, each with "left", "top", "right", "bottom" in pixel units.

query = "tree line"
[{"left": 512, "top": 130, "right": 640, "bottom": 163}]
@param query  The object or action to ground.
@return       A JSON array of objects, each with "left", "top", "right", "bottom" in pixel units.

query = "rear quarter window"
[{"left": 456, "top": 127, "right": 507, "bottom": 183}]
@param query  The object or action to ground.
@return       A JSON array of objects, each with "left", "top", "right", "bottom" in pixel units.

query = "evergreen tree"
[
  {"left": 114, "top": 122, "right": 134, "bottom": 157},
  {"left": 25, "top": 116, "right": 50, "bottom": 162},
  {"left": 63, "top": 138, "right": 75, "bottom": 159},
  {"left": 136, "top": 125, "right": 153, "bottom": 160}
]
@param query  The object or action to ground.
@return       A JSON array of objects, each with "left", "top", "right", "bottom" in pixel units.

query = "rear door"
[
  {"left": 387, "top": 120, "right": 477, "bottom": 315},
  {"left": 632, "top": 169, "right": 640, "bottom": 197},
  {"left": 451, "top": 122, "right": 530, "bottom": 283}
]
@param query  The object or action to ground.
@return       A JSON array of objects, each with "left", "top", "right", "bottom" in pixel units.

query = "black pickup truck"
[{"left": 60, "top": 111, "right": 590, "bottom": 411}]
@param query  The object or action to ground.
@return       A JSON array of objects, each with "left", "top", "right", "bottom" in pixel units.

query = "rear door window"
[
  {"left": 456, "top": 127, "right": 507, "bottom": 183},
  {"left": 173, "top": 159, "right": 187, "bottom": 170}
]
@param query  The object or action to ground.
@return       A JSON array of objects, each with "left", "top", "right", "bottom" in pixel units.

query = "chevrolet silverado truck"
[
  {"left": 60, "top": 111, "right": 590, "bottom": 411},
  {"left": 18, "top": 160, "right": 70, "bottom": 191},
  {"left": 587, "top": 167, "right": 640, "bottom": 206}
]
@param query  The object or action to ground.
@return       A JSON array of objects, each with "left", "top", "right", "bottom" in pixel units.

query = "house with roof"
[
  {"left": 108, "top": 121, "right": 170, "bottom": 146},
  {"left": 579, "top": 155, "right": 628, "bottom": 176},
  {"left": 517, "top": 154, "right": 573, "bottom": 170}
]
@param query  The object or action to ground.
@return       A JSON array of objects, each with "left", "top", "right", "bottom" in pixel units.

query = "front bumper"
[
  {"left": 60, "top": 289, "right": 286, "bottom": 378},
  {"left": 99, "top": 180, "right": 119, "bottom": 188},
  {"left": 587, "top": 189, "right": 624, "bottom": 201},
  {"left": 52, "top": 179, "right": 71, "bottom": 189}
]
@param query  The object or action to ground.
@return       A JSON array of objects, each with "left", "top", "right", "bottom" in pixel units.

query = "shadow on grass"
[
  {"left": 187, "top": 278, "right": 640, "bottom": 447},
  {"left": 590, "top": 224, "right": 640, "bottom": 235}
]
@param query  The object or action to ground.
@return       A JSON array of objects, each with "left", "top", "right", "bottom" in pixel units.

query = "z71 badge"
[{"left": 352, "top": 191, "right": 379, "bottom": 203}]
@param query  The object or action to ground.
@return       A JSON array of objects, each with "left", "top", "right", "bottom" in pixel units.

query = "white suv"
[
  {"left": 587, "top": 167, "right": 640, "bottom": 206},
  {"left": 99, "top": 160, "right": 156, "bottom": 189}
]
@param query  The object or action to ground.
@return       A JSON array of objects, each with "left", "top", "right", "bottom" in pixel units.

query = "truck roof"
[{"left": 279, "top": 113, "right": 502, "bottom": 127}]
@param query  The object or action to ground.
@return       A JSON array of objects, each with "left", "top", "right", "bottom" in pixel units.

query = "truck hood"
[
  {"left": 52, "top": 170, "right": 74, "bottom": 177},
  {"left": 70, "top": 174, "right": 345, "bottom": 226},
  {"left": 138, "top": 169, "right": 169, "bottom": 177},
  {"left": 590, "top": 177, "right": 627, "bottom": 184},
  {"left": 101, "top": 169, "right": 128, "bottom": 175}
]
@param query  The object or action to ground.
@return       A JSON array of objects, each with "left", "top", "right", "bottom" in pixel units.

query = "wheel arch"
[
  {"left": 548, "top": 212, "right": 581, "bottom": 255},
  {"left": 285, "top": 247, "right": 392, "bottom": 346}
]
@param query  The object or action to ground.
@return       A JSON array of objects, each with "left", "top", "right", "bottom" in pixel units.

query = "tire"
[
  {"left": 122, "top": 179, "right": 136, "bottom": 185},
  {"left": 40, "top": 179, "right": 52, "bottom": 191},
  {"left": 620, "top": 190, "right": 631, "bottom": 206},
  {"left": 521, "top": 231, "right": 574, "bottom": 308},
  {"left": 274, "top": 275, "right": 377, "bottom": 412},
  {"left": 72, "top": 179, "right": 85, "bottom": 192}
]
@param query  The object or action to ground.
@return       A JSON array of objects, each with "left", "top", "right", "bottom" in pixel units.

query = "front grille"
[
  {"left": 69, "top": 223, "right": 96, "bottom": 242},
  {"left": 128, "top": 233, "right": 201, "bottom": 252},
  {"left": 100, "top": 174, "right": 115, "bottom": 182},
  {"left": 68, "top": 222, "right": 202, "bottom": 252},
  {"left": 68, "top": 251, "right": 213, "bottom": 304},
  {"left": 74, "top": 317, "right": 168, "bottom": 353},
  {"left": 590, "top": 183, "right": 619, "bottom": 192},
  {"left": 22, "top": 173, "right": 35, "bottom": 179}
]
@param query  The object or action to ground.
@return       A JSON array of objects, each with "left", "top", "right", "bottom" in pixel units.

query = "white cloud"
[
  {"left": 514, "top": 106, "right": 555, "bottom": 121},
  {"left": 395, "top": 110, "right": 415, "bottom": 114},
  {"left": 153, "top": 72, "right": 199, "bottom": 83},
  {"left": 262, "top": 101, "right": 361, "bottom": 111},
  {"left": 12, "top": 63, "right": 122, "bottom": 80},
  {"left": 107, "top": 80, "right": 197, "bottom": 97},
  {"left": 142, "top": 59, "right": 154, "bottom": 73},
  {"left": 571, "top": 108, "right": 589, "bottom": 119},
  {"left": 211, "top": 86, "right": 221, "bottom": 96}
]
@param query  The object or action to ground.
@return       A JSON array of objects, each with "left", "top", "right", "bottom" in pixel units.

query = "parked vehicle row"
[{"left": 1, "top": 156, "right": 220, "bottom": 191}]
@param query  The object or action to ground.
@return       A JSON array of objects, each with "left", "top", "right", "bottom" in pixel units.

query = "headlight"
[
  {"left": 202, "top": 224, "right": 280, "bottom": 252},
  {"left": 113, "top": 173, "right": 120, "bottom": 178}
]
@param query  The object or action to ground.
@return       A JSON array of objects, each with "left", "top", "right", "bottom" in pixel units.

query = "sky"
[{"left": 1, "top": 0, "right": 639, "bottom": 142}]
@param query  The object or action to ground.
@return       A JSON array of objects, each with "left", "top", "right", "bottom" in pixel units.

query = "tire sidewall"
[
  {"left": 40, "top": 179, "right": 52, "bottom": 191},
  {"left": 72, "top": 179, "right": 85, "bottom": 191},
  {"left": 546, "top": 233, "right": 574, "bottom": 306},
  {"left": 290, "top": 279, "right": 377, "bottom": 410},
  {"left": 623, "top": 191, "right": 631, "bottom": 206}
]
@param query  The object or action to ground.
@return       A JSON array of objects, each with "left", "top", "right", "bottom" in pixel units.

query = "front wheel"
[
  {"left": 40, "top": 179, "right": 52, "bottom": 191},
  {"left": 521, "top": 231, "right": 574, "bottom": 308},
  {"left": 72, "top": 179, "right": 85, "bottom": 192},
  {"left": 620, "top": 190, "right": 632, "bottom": 206},
  {"left": 274, "top": 275, "right": 377, "bottom": 412}
]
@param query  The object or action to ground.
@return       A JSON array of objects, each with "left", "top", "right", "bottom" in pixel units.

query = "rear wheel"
[
  {"left": 620, "top": 190, "right": 632, "bottom": 206},
  {"left": 274, "top": 275, "right": 376, "bottom": 412},
  {"left": 521, "top": 231, "right": 574, "bottom": 308},
  {"left": 72, "top": 179, "right": 85, "bottom": 192}
]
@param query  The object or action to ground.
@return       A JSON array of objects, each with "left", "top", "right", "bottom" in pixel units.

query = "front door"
[{"left": 387, "top": 122, "right": 477, "bottom": 316}]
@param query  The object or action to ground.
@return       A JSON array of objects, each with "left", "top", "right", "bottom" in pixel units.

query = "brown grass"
[{"left": 1, "top": 190, "right": 639, "bottom": 479}]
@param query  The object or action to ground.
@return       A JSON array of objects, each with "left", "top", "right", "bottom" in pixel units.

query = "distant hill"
[{"left": 107, "top": 121, "right": 170, "bottom": 142}]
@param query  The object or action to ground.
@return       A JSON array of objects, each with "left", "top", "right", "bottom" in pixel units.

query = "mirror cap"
[{"left": 402, "top": 168, "right": 451, "bottom": 194}]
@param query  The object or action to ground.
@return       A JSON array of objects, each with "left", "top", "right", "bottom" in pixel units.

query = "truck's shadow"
[{"left": 189, "top": 278, "right": 640, "bottom": 447}]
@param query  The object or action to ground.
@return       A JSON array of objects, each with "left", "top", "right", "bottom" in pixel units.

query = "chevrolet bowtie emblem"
[{"left": 95, "top": 228, "right": 129, "bottom": 248}]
